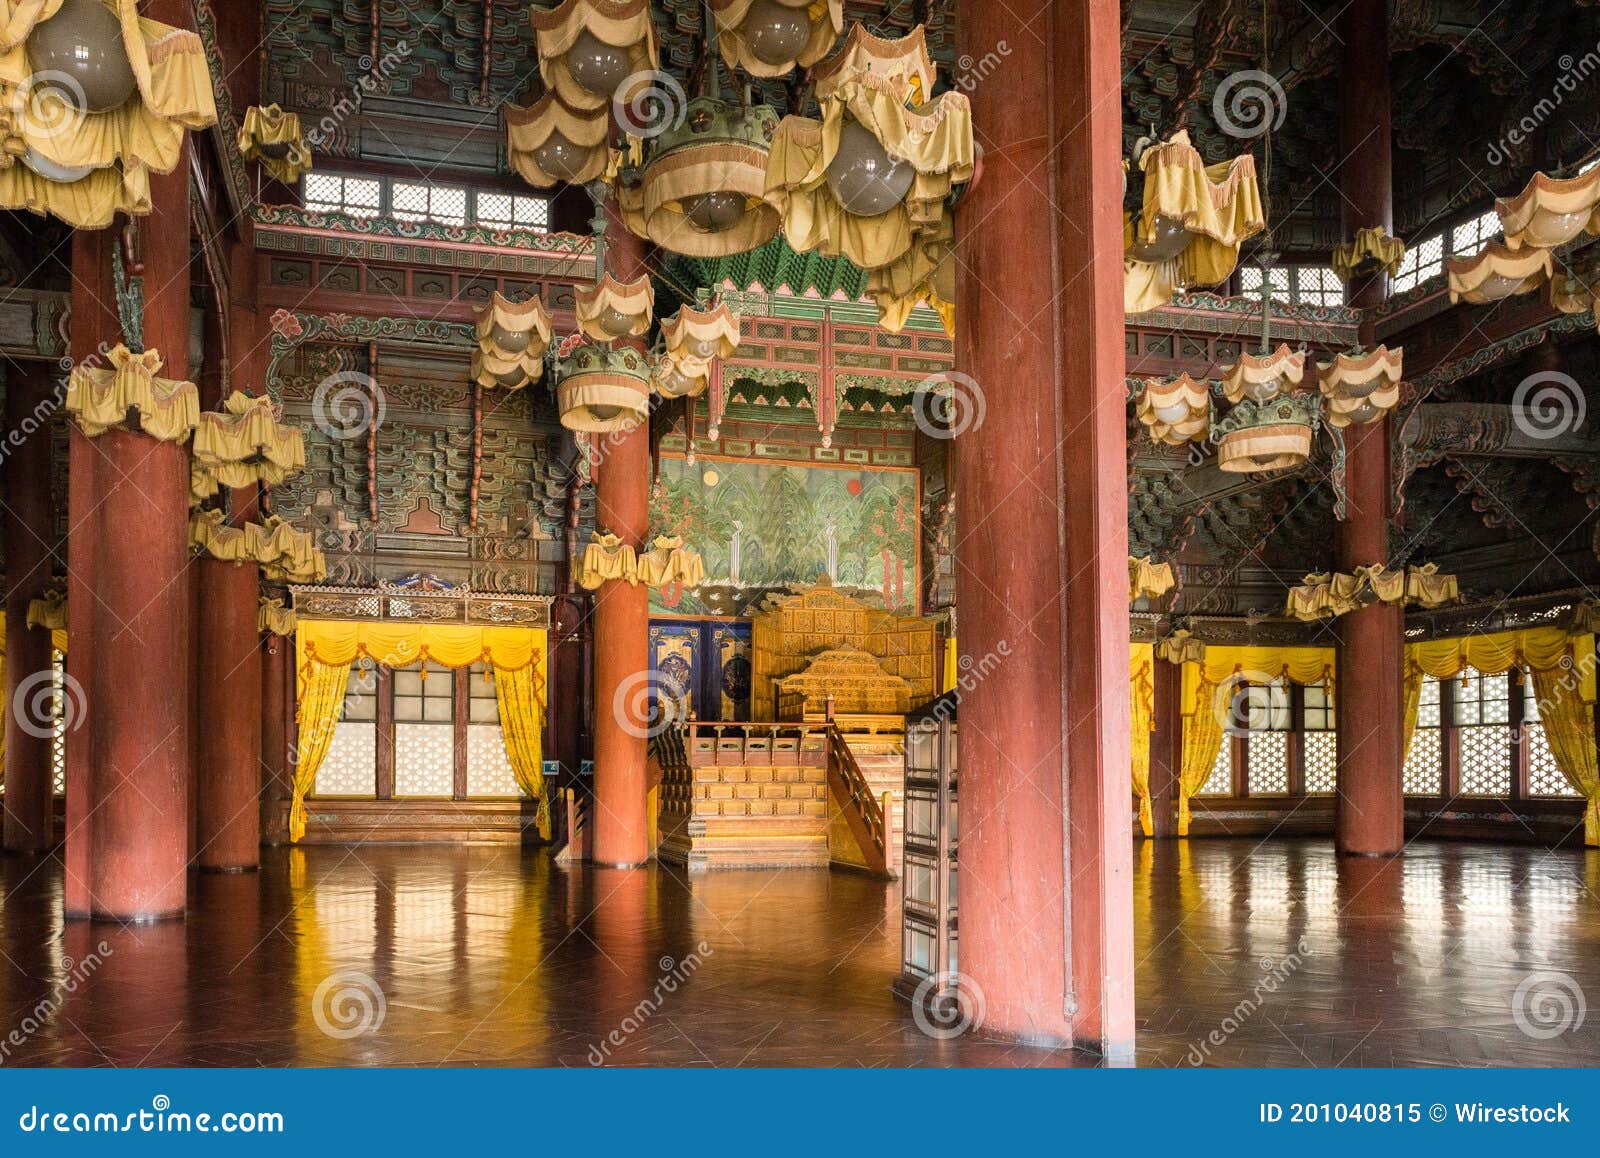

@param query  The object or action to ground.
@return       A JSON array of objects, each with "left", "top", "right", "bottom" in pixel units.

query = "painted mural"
[{"left": 648, "top": 457, "right": 919, "bottom": 616}]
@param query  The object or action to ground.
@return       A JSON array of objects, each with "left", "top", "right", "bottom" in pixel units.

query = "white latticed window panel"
[
  {"left": 466, "top": 725, "right": 521, "bottom": 797},
  {"left": 1247, "top": 732, "right": 1290, "bottom": 794},
  {"left": 303, "top": 172, "right": 380, "bottom": 217},
  {"left": 1416, "top": 675, "right": 1441, "bottom": 727},
  {"left": 1198, "top": 742, "right": 1231, "bottom": 796},
  {"left": 1393, "top": 233, "right": 1444, "bottom": 292},
  {"left": 476, "top": 191, "right": 550, "bottom": 230},
  {"left": 395, "top": 724, "right": 455, "bottom": 797},
  {"left": 391, "top": 180, "right": 468, "bottom": 225},
  {"left": 314, "top": 722, "right": 376, "bottom": 796},
  {"left": 1451, "top": 208, "right": 1501, "bottom": 258},
  {"left": 1526, "top": 723, "right": 1580, "bottom": 797},
  {"left": 1304, "top": 732, "right": 1337, "bottom": 795},
  {"left": 1458, "top": 724, "right": 1511, "bottom": 796},
  {"left": 1403, "top": 728, "right": 1442, "bottom": 795},
  {"left": 1302, "top": 681, "right": 1334, "bottom": 731},
  {"left": 1454, "top": 668, "right": 1509, "bottom": 726}
]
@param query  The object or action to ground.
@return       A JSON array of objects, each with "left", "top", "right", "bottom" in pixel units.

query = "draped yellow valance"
[
  {"left": 299, "top": 620, "right": 546, "bottom": 673},
  {"left": 258, "top": 596, "right": 296, "bottom": 637},
  {"left": 236, "top": 103, "right": 311, "bottom": 185},
  {"left": 190, "top": 391, "right": 306, "bottom": 501},
  {"left": 636, "top": 536, "right": 706, "bottom": 589},
  {"left": 578, "top": 531, "right": 639, "bottom": 590},
  {"left": 65, "top": 345, "right": 198, "bottom": 442},
  {"left": 26, "top": 588, "right": 65, "bottom": 633}
]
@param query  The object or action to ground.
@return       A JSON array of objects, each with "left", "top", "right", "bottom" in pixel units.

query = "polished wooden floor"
[{"left": 1, "top": 839, "right": 1598, "bottom": 1066}]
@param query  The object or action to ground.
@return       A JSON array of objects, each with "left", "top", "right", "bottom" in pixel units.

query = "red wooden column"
[
  {"left": 3, "top": 360, "right": 61, "bottom": 852},
  {"left": 64, "top": 228, "right": 118, "bottom": 917},
  {"left": 195, "top": 556, "right": 262, "bottom": 870},
  {"left": 954, "top": 0, "right": 1134, "bottom": 1055},
  {"left": 85, "top": 108, "right": 196, "bottom": 919},
  {"left": 1334, "top": 0, "right": 1404, "bottom": 857},
  {"left": 260, "top": 630, "right": 291, "bottom": 845},
  {"left": 1149, "top": 656, "right": 1184, "bottom": 838},
  {"left": 589, "top": 205, "right": 652, "bottom": 867}
]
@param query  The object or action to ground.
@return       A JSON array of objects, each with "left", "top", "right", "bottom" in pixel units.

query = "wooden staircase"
[{"left": 652, "top": 721, "right": 894, "bottom": 877}]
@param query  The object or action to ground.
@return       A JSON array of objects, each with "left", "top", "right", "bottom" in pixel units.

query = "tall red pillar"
[
  {"left": 954, "top": 0, "right": 1134, "bottom": 1055},
  {"left": 64, "top": 228, "right": 118, "bottom": 918},
  {"left": 85, "top": 108, "right": 196, "bottom": 919},
  {"left": 589, "top": 206, "right": 652, "bottom": 868},
  {"left": 196, "top": 556, "right": 262, "bottom": 870},
  {"left": 1334, "top": 0, "right": 1404, "bottom": 857},
  {"left": 261, "top": 630, "right": 291, "bottom": 845},
  {"left": 3, "top": 360, "right": 60, "bottom": 852},
  {"left": 1149, "top": 656, "right": 1183, "bottom": 838}
]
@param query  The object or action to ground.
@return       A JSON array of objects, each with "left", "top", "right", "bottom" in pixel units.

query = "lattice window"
[
  {"left": 1453, "top": 668, "right": 1509, "bottom": 726},
  {"left": 1459, "top": 725, "right": 1512, "bottom": 796},
  {"left": 1304, "top": 732, "right": 1337, "bottom": 795},
  {"left": 1198, "top": 741, "right": 1231, "bottom": 796},
  {"left": 394, "top": 663, "right": 456, "bottom": 797},
  {"left": 1403, "top": 676, "right": 1443, "bottom": 794},
  {"left": 465, "top": 662, "right": 520, "bottom": 797},
  {"left": 1393, "top": 233, "right": 1445, "bottom": 292},
  {"left": 1247, "top": 678, "right": 1292, "bottom": 732},
  {"left": 1247, "top": 731, "right": 1290, "bottom": 795},
  {"left": 314, "top": 722, "right": 377, "bottom": 796},
  {"left": 303, "top": 172, "right": 381, "bottom": 218},
  {"left": 1302, "top": 681, "right": 1334, "bottom": 731},
  {"left": 1239, "top": 265, "right": 1290, "bottom": 302},
  {"left": 476, "top": 191, "right": 550, "bottom": 231},
  {"left": 50, "top": 650, "right": 66, "bottom": 796},
  {"left": 1292, "top": 266, "right": 1345, "bottom": 306},
  {"left": 1450, "top": 208, "right": 1500, "bottom": 258},
  {"left": 392, "top": 180, "right": 468, "bottom": 225}
]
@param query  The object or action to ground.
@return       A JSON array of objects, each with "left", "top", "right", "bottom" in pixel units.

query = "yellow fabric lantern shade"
[
  {"left": 810, "top": 22, "right": 933, "bottom": 104},
  {"left": 868, "top": 218, "right": 955, "bottom": 335},
  {"left": 621, "top": 133, "right": 779, "bottom": 258},
  {"left": 636, "top": 535, "right": 706, "bottom": 589},
  {"left": 504, "top": 93, "right": 611, "bottom": 189},
  {"left": 0, "top": 0, "right": 217, "bottom": 226},
  {"left": 1136, "top": 373, "right": 1211, "bottom": 444},
  {"left": 576, "top": 273, "right": 654, "bottom": 341},
  {"left": 236, "top": 103, "right": 311, "bottom": 184},
  {"left": 1446, "top": 242, "right": 1552, "bottom": 304},
  {"left": 661, "top": 301, "right": 740, "bottom": 367},
  {"left": 710, "top": 0, "right": 843, "bottom": 79},
  {"left": 1129, "top": 555, "right": 1175, "bottom": 603},
  {"left": 577, "top": 531, "right": 638, "bottom": 589},
  {"left": 1331, "top": 225, "right": 1406, "bottom": 283},
  {"left": 1221, "top": 345, "right": 1305, "bottom": 405},
  {"left": 530, "top": 0, "right": 661, "bottom": 112},
  {"left": 474, "top": 293, "right": 553, "bottom": 389},
  {"left": 1496, "top": 167, "right": 1600, "bottom": 250}
]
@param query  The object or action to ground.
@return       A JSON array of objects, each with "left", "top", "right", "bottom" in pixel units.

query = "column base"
[
  {"left": 90, "top": 908, "right": 186, "bottom": 925},
  {"left": 590, "top": 860, "right": 650, "bottom": 870},
  {"left": 199, "top": 864, "right": 260, "bottom": 875}
]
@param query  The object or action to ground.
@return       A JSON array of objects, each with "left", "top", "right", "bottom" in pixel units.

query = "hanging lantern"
[
  {"left": 473, "top": 294, "right": 553, "bottom": 390},
  {"left": 531, "top": 0, "right": 661, "bottom": 110},
  {"left": 652, "top": 352, "right": 709, "bottom": 399},
  {"left": 1213, "top": 393, "right": 1318, "bottom": 474},
  {"left": 661, "top": 300, "right": 740, "bottom": 366},
  {"left": 637, "top": 535, "right": 707, "bottom": 589},
  {"left": 868, "top": 219, "right": 956, "bottom": 335},
  {"left": 1497, "top": 167, "right": 1600, "bottom": 249},
  {"left": 710, "top": 0, "right": 844, "bottom": 78},
  {"left": 0, "top": 0, "right": 217, "bottom": 227},
  {"left": 1128, "top": 556, "right": 1176, "bottom": 604},
  {"left": 1220, "top": 345, "right": 1304, "bottom": 405},
  {"left": 558, "top": 342, "right": 653, "bottom": 432},
  {"left": 618, "top": 97, "right": 780, "bottom": 257},
  {"left": 237, "top": 104, "right": 312, "bottom": 185},
  {"left": 1124, "top": 130, "right": 1265, "bottom": 314},
  {"left": 1135, "top": 373, "right": 1211, "bottom": 444},
  {"left": 764, "top": 24, "right": 973, "bottom": 272},
  {"left": 1446, "top": 241, "right": 1553, "bottom": 304},
  {"left": 1331, "top": 225, "right": 1405, "bottom": 285},
  {"left": 191, "top": 391, "right": 307, "bottom": 502},
  {"left": 1317, "top": 345, "right": 1402, "bottom": 428},
  {"left": 577, "top": 274, "right": 654, "bottom": 341},
  {"left": 505, "top": 93, "right": 612, "bottom": 188}
]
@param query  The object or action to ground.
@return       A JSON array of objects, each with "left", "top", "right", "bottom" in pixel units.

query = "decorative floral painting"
[{"left": 648, "top": 456, "right": 920, "bottom": 616}]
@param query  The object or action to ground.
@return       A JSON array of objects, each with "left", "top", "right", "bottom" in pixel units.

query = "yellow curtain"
[
  {"left": 1131, "top": 643, "right": 1154, "bottom": 835},
  {"left": 493, "top": 654, "right": 551, "bottom": 838},
  {"left": 1405, "top": 627, "right": 1598, "bottom": 844},
  {"left": 1403, "top": 664, "right": 1424, "bottom": 762},
  {"left": 942, "top": 636, "right": 958, "bottom": 693},
  {"left": 290, "top": 631, "right": 350, "bottom": 843},
  {"left": 1177, "top": 662, "right": 1224, "bottom": 836}
]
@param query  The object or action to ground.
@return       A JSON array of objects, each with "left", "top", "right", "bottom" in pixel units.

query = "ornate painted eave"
[{"left": 289, "top": 583, "right": 554, "bottom": 629}]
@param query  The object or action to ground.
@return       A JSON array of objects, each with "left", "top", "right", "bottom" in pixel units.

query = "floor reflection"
[{"left": 1, "top": 840, "right": 1597, "bottom": 1066}]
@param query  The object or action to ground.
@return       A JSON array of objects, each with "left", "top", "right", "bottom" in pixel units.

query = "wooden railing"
[{"left": 823, "top": 726, "right": 891, "bottom": 878}]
